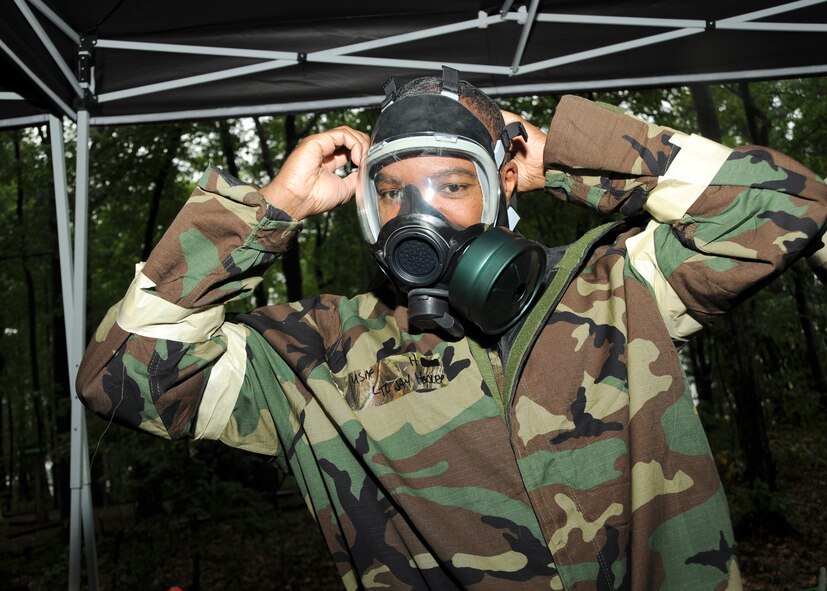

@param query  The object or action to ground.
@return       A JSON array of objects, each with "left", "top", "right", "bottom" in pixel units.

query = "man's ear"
[{"left": 501, "top": 161, "right": 518, "bottom": 203}]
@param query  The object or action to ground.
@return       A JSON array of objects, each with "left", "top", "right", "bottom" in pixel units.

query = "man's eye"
[
  {"left": 379, "top": 189, "right": 402, "bottom": 200},
  {"left": 441, "top": 184, "right": 467, "bottom": 195}
]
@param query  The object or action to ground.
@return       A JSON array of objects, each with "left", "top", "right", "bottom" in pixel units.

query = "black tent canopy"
[
  {"left": 3, "top": 0, "right": 827, "bottom": 127},
  {"left": 2, "top": 2, "right": 826, "bottom": 589}
]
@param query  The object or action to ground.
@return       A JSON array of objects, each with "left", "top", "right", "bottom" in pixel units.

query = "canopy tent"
[
  {"left": 3, "top": 0, "right": 827, "bottom": 128},
  {"left": 1, "top": 1, "right": 826, "bottom": 589}
]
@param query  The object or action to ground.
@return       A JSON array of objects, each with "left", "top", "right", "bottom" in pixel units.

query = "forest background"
[{"left": 0, "top": 77, "right": 825, "bottom": 590}]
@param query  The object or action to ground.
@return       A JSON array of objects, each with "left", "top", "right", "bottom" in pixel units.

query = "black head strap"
[
  {"left": 504, "top": 121, "right": 528, "bottom": 143},
  {"left": 492, "top": 121, "right": 528, "bottom": 168},
  {"left": 371, "top": 94, "right": 494, "bottom": 157},
  {"left": 441, "top": 66, "right": 459, "bottom": 100},
  {"left": 381, "top": 78, "right": 397, "bottom": 111}
]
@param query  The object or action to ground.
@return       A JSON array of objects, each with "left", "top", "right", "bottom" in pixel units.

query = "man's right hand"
[{"left": 260, "top": 126, "right": 370, "bottom": 221}]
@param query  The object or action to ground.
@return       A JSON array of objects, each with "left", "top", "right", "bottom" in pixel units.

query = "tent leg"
[
  {"left": 68, "top": 373, "right": 97, "bottom": 591},
  {"left": 80, "top": 419, "right": 99, "bottom": 590},
  {"left": 51, "top": 111, "right": 99, "bottom": 591}
]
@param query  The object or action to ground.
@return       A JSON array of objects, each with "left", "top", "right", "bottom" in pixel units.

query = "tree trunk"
[
  {"left": 31, "top": 394, "right": 49, "bottom": 523},
  {"left": 7, "top": 394, "right": 17, "bottom": 507},
  {"left": 0, "top": 367, "right": 5, "bottom": 507},
  {"left": 281, "top": 115, "right": 304, "bottom": 301},
  {"left": 687, "top": 334, "right": 714, "bottom": 405},
  {"left": 791, "top": 263, "right": 827, "bottom": 412},
  {"left": 14, "top": 132, "right": 51, "bottom": 522},
  {"left": 312, "top": 214, "right": 332, "bottom": 292},
  {"left": 689, "top": 84, "right": 722, "bottom": 141},
  {"left": 216, "top": 120, "right": 240, "bottom": 178},
  {"left": 736, "top": 82, "right": 770, "bottom": 147},
  {"left": 52, "top": 295, "right": 72, "bottom": 519},
  {"left": 726, "top": 309, "right": 777, "bottom": 489},
  {"left": 141, "top": 126, "right": 182, "bottom": 261},
  {"left": 253, "top": 115, "right": 304, "bottom": 305}
]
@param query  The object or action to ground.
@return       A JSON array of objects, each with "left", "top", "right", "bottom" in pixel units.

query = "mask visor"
[{"left": 357, "top": 135, "right": 502, "bottom": 245}]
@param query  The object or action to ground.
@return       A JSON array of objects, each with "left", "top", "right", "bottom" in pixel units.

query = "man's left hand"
[{"left": 502, "top": 110, "right": 547, "bottom": 193}]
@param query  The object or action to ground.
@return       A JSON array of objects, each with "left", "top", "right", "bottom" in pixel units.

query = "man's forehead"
[{"left": 378, "top": 155, "right": 477, "bottom": 175}]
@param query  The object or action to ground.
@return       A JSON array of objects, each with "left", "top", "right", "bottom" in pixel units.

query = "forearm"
[
  {"left": 543, "top": 95, "right": 685, "bottom": 216},
  {"left": 543, "top": 95, "right": 827, "bottom": 332},
  {"left": 670, "top": 144, "right": 826, "bottom": 321},
  {"left": 77, "top": 165, "right": 302, "bottom": 440},
  {"left": 144, "top": 165, "right": 300, "bottom": 307}
]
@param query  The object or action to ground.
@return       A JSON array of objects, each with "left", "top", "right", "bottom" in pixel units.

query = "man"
[{"left": 77, "top": 71, "right": 827, "bottom": 590}]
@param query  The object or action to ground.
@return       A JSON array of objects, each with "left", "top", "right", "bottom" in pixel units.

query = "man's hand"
[
  {"left": 260, "top": 126, "right": 370, "bottom": 221},
  {"left": 502, "top": 110, "right": 547, "bottom": 193}
]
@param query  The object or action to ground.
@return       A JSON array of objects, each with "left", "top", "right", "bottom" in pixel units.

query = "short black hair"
[{"left": 395, "top": 76, "right": 505, "bottom": 142}]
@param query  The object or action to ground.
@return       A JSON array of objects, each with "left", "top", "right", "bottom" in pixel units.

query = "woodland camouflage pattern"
[{"left": 78, "top": 96, "right": 827, "bottom": 590}]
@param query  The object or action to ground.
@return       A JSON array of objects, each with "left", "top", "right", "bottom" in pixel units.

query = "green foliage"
[{"left": 1, "top": 77, "right": 826, "bottom": 588}]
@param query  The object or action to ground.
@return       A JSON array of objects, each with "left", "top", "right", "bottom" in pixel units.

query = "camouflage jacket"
[{"left": 77, "top": 96, "right": 827, "bottom": 590}]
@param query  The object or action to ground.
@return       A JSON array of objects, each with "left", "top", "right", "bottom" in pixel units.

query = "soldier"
[{"left": 77, "top": 70, "right": 827, "bottom": 590}]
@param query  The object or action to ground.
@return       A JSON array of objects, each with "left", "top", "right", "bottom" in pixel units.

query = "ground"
[{"left": 734, "top": 456, "right": 827, "bottom": 591}]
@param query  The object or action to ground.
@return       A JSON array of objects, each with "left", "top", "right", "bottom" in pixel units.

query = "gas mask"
[{"left": 355, "top": 72, "right": 546, "bottom": 337}]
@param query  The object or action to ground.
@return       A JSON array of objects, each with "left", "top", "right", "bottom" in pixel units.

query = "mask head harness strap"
[
  {"left": 381, "top": 77, "right": 397, "bottom": 111},
  {"left": 441, "top": 66, "right": 527, "bottom": 170},
  {"left": 371, "top": 95, "right": 495, "bottom": 164},
  {"left": 378, "top": 66, "right": 527, "bottom": 171},
  {"left": 498, "top": 121, "right": 528, "bottom": 168},
  {"left": 499, "top": 120, "right": 528, "bottom": 229},
  {"left": 441, "top": 65, "right": 460, "bottom": 101}
]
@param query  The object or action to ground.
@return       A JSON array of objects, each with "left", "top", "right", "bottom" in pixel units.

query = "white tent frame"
[
  {"left": 1, "top": 0, "right": 825, "bottom": 589},
  {"left": 49, "top": 110, "right": 100, "bottom": 591},
  {"left": 3, "top": 0, "right": 826, "bottom": 128}
]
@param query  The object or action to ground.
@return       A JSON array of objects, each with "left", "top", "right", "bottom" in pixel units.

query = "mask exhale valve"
[{"left": 407, "top": 288, "right": 464, "bottom": 338}]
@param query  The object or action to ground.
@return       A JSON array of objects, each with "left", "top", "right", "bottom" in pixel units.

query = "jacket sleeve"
[
  {"left": 543, "top": 94, "right": 827, "bottom": 340},
  {"left": 76, "top": 165, "right": 303, "bottom": 455}
]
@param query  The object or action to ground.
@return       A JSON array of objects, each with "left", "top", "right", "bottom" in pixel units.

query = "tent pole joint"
[{"left": 76, "top": 34, "right": 97, "bottom": 110}]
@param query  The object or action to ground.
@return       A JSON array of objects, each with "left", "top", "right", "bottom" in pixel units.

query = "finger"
[
  {"left": 524, "top": 119, "right": 547, "bottom": 141},
  {"left": 350, "top": 132, "right": 370, "bottom": 167},
  {"left": 315, "top": 128, "right": 370, "bottom": 172},
  {"left": 501, "top": 110, "right": 522, "bottom": 125},
  {"left": 338, "top": 170, "right": 360, "bottom": 201},
  {"left": 335, "top": 129, "right": 369, "bottom": 168},
  {"left": 323, "top": 127, "right": 369, "bottom": 153},
  {"left": 322, "top": 149, "right": 352, "bottom": 173}
]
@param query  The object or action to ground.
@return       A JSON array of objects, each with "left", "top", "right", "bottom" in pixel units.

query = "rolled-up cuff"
[
  {"left": 646, "top": 133, "right": 732, "bottom": 223},
  {"left": 117, "top": 262, "right": 225, "bottom": 342}
]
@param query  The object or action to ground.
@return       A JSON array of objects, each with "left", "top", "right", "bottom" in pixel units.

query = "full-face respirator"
[{"left": 356, "top": 71, "right": 546, "bottom": 337}]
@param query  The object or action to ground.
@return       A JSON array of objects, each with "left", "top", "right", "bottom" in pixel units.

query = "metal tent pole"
[
  {"left": 51, "top": 111, "right": 99, "bottom": 591},
  {"left": 509, "top": 0, "right": 540, "bottom": 74},
  {"left": 73, "top": 108, "right": 99, "bottom": 591},
  {"left": 49, "top": 114, "right": 80, "bottom": 589},
  {"left": 12, "top": 0, "right": 83, "bottom": 98}
]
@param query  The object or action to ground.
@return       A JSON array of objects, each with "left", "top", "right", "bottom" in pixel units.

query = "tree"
[{"left": 2, "top": 78, "right": 825, "bottom": 589}]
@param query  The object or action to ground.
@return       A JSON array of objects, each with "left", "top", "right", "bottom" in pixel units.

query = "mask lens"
[
  {"left": 356, "top": 136, "right": 502, "bottom": 246},
  {"left": 372, "top": 154, "right": 485, "bottom": 229}
]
